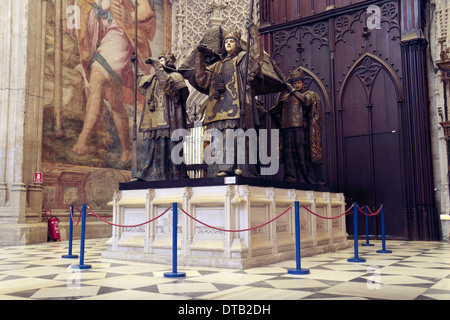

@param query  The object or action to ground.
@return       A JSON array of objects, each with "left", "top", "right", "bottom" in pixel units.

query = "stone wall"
[{"left": 427, "top": 0, "right": 450, "bottom": 240}]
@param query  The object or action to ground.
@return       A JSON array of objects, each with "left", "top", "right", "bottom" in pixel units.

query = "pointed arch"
[{"left": 338, "top": 53, "right": 403, "bottom": 110}]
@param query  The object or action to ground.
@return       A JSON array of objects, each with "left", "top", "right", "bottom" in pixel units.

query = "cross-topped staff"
[
  {"left": 131, "top": 1, "right": 139, "bottom": 179},
  {"left": 240, "top": 0, "right": 255, "bottom": 128},
  {"left": 237, "top": 0, "right": 255, "bottom": 175}
]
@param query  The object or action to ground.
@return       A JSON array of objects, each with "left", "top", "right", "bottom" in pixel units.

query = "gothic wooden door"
[{"left": 338, "top": 52, "right": 404, "bottom": 239}]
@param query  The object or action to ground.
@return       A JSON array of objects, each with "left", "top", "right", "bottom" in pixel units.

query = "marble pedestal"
[{"left": 102, "top": 178, "right": 350, "bottom": 270}]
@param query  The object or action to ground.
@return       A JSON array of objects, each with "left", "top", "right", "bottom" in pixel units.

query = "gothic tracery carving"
[
  {"left": 302, "top": 22, "right": 328, "bottom": 48},
  {"left": 354, "top": 56, "right": 382, "bottom": 101},
  {"left": 380, "top": 2, "right": 399, "bottom": 31},
  {"left": 334, "top": 2, "right": 399, "bottom": 44},
  {"left": 272, "top": 22, "right": 329, "bottom": 64},
  {"left": 335, "top": 11, "right": 364, "bottom": 44}
]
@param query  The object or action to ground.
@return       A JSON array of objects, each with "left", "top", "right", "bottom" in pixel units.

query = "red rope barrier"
[
  {"left": 179, "top": 205, "right": 294, "bottom": 233},
  {"left": 70, "top": 207, "right": 82, "bottom": 227},
  {"left": 357, "top": 205, "right": 382, "bottom": 216},
  {"left": 301, "top": 203, "right": 354, "bottom": 220},
  {"left": 367, "top": 205, "right": 382, "bottom": 216},
  {"left": 74, "top": 201, "right": 373, "bottom": 234},
  {"left": 86, "top": 205, "right": 172, "bottom": 228}
]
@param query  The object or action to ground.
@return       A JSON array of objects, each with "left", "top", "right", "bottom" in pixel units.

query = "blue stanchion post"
[
  {"left": 287, "top": 201, "right": 310, "bottom": 275},
  {"left": 376, "top": 204, "right": 392, "bottom": 254},
  {"left": 164, "top": 203, "right": 186, "bottom": 278},
  {"left": 348, "top": 202, "right": 366, "bottom": 263},
  {"left": 72, "top": 204, "right": 91, "bottom": 270},
  {"left": 62, "top": 205, "right": 78, "bottom": 259},
  {"left": 361, "top": 205, "right": 374, "bottom": 247}
]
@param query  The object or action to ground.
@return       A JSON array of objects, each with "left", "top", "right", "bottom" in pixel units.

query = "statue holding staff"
[
  {"left": 135, "top": 52, "right": 190, "bottom": 181},
  {"left": 192, "top": 20, "right": 264, "bottom": 177},
  {"left": 270, "top": 68, "right": 324, "bottom": 185}
]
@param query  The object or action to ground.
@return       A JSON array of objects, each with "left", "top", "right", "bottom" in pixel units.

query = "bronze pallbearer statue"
[
  {"left": 135, "top": 52, "right": 189, "bottom": 181},
  {"left": 179, "top": 23, "right": 286, "bottom": 178},
  {"left": 270, "top": 67, "right": 325, "bottom": 185}
]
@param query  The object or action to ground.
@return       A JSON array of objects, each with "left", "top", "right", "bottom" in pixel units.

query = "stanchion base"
[
  {"left": 62, "top": 255, "right": 79, "bottom": 259},
  {"left": 287, "top": 269, "right": 310, "bottom": 275},
  {"left": 164, "top": 272, "right": 186, "bottom": 278},
  {"left": 72, "top": 264, "right": 92, "bottom": 270},
  {"left": 361, "top": 243, "right": 375, "bottom": 247},
  {"left": 347, "top": 258, "right": 366, "bottom": 263},
  {"left": 376, "top": 250, "right": 392, "bottom": 254}
]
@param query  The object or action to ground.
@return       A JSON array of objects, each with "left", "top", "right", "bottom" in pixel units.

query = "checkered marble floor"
[{"left": 0, "top": 239, "right": 448, "bottom": 301}]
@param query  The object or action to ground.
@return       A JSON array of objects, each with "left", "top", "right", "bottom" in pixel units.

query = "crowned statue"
[
  {"left": 188, "top": 20, "right": 265, "bottom": 178},
  {"left": 177, "top": 20, "right": 323, "bottom": 184}
]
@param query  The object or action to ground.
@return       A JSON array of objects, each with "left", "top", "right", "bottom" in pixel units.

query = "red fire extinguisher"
[{"left": 43, "top": 209, "right": 61, "bottom": 242}]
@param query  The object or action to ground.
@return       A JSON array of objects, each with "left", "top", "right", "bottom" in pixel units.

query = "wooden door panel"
[
  {"left": 344, "top": 135, "right": 372, "bottom": 205},
  {"left": 340, "top": 77, "right": 372, "bottom": 138},
  {"left": 370, "top": 70, "right": 400, "bottom": 134},
  {"left": 372, "top": 132, "right": 404, "bottom": 238},
  {"left": 344, "top": 135, "right": 372, "bottom": 235}
]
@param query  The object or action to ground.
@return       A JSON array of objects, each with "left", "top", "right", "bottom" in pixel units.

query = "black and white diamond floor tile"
[{"left": 0, "top": 239, "right": 448, "bottom": 301}]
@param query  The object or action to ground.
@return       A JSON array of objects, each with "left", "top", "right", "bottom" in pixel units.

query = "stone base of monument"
[{"left": 102, "top": 177, "right": 350, "bottom": 270}]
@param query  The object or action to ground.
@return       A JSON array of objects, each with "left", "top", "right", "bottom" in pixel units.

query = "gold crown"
[{"left": 223, "top": 29, "right": 242, "bottom": 41}]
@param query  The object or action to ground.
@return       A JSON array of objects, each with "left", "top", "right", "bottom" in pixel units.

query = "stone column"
[{"left": 0, "top": 0, "right": 47, "bottom": 245}]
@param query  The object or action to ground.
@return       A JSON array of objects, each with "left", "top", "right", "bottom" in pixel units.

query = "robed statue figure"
[
  {"left": 270, "top": 68, "right": 325, "bottom": 185},
  {"left": 136, "top": 52, "right": 189, "bottom": 181},
  {"left": 192, "top": 21, "right": 264, "bottom": 178}
]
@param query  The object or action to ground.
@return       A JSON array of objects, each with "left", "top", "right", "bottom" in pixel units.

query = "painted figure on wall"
[
  {"left": 270, "top": 68, "right": 324, "bottom": 185},
  {"left": 136, "top": 53, "right": 189, "bottom": 181},
  {"left": 71, "top": 0, "right": 156, "bottom": 165},
  {"left": 192, "top": 21, "right": 264, "bottom": 178}
]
